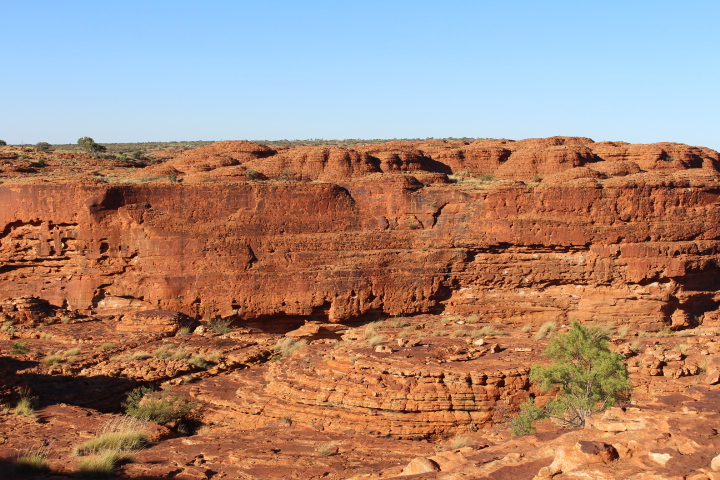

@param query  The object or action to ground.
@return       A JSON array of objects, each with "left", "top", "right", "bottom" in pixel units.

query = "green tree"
[
  {"left": 35, "top": 142, "right": 51, "bottom": 152},
  {"left": 77, "top": 136, "right": 107, "bottom": 157},
  {"left": 0, "top": 140, "right": 7, "bottom": 146},
  {"left": 512, "top": 320, "right": 630, "bottom": 434}
]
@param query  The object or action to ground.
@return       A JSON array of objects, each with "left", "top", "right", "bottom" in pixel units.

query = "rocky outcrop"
[{"left": 0, "top": 138, "right": 719, "bottom": 332}]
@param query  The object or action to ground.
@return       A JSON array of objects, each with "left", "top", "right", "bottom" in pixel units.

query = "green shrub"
[
  {"left": 11, "top": 341, "right": 30, "bottom": 354},
  {"left": 514, "top": 320, "right": 631, "bottom": 433},
  {"left": 207, "top": 317, "right": 233, "bottom": 334},
  {"left": 0, "top": 140, "right": 6, "bottom": 146},
  {"left": 123, "top": 387, "right": 199, "bottom": 425},
  {"left": 35, "top": 142, "right": 51, "bottom": 152},
  {"left": 77, "top": 137, "right": 106, "bottom": 157},
  {"left": 510, "top": 398, "right": 546, "bottom": 436},
  {"left": 187, "top": 354, "right": 209, "bottom": 369}
]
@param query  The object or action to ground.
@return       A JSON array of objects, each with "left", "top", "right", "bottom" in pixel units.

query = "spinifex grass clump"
[
  {"left": 77, "top": 450, "right": 129, "bottom": 478},
  {"left": 74, "top": 415, "right": 149, "bottom": 456},
  {"left": 14, "top": 396, "right": 37, "bottom": 419},
  {"left": 13, "top": 446, "right": 50, "bottom": 476},
  {"left": 274, "top": 337, "right": 307, "bottom": 356}
]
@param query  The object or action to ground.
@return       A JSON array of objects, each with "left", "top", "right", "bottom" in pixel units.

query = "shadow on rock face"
[{"left": 1, "top": 355, "right": 145, "bottom": 413}]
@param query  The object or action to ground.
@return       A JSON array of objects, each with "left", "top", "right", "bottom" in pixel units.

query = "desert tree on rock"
[
  {"left": 511, "top": 320, "right": 630, "bottom": 435},
  {"left": 77, "top": 136, "right": 107, "bottom": 157}
]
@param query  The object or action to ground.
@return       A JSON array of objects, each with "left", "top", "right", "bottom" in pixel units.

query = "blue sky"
[{"left": 2, "top": 1, "right": 719, "bottom": 150}]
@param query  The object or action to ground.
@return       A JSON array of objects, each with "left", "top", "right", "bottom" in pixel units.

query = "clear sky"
[{"left": 2, "top": 1, "right": 719, "bottom": 150}]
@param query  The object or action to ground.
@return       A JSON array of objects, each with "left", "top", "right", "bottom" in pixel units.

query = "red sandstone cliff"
[{"left": 1, "top": 137, "right": 719, "bottom": 331}]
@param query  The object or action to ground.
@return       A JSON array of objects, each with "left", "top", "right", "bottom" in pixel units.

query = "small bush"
[
  {"left": 124, "top": 387, "right": 199, "bottom": 425},
  {"left": 510, "top": 398, "right": 546, "bottom": 436},
  {"left": 433, "top": 330, "right": 449, "bottom": 337},
  {"left": 521, "top": 324, "right": 533, "bottom": 334},
  {"left": 535, "top": 321, "right": 556, "bottom": 340},
  {"left": 207, "top": 317, "right": 233, "bottom": 334},
  {"left": 11, "top": 341, "right": 30, "bottom": 354},
  {"left": 100, "top": 343, "right": 115, "bottom": 351},
  {"left": 453, "top": 329, "right": 470, "bottom": 338},
  {"left": 466, "top": 314, "right": 479, "bottom": 324},
  {"left": 274, "top": 337, "right": 308, "bottom": 356},
  {"left": 35, "top": 142, "right": 51, "bottom": 152},
  {"left": 187, "top": 355, "right": 209, "bottom": 369},
  {"left": 617, "top": 325, "right": 630, "bottom": 337}
]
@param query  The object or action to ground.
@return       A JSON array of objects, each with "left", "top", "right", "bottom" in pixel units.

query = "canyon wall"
[{"left": 1, "top": 137, "right": 720, "bottom": 331}]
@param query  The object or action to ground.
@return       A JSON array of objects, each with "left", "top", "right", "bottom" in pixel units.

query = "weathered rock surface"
[{"left": 1, "top": 137, "right": 720, "bottom": 333}]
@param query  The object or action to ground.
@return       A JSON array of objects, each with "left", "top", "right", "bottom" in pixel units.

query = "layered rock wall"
[{"left": 1, "top": 137, "right": 719, "bottom": 330}]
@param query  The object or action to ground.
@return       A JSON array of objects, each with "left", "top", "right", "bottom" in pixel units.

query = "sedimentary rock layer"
[{"left": 1, "top": 137, "right": 719, "bottom": 329}]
